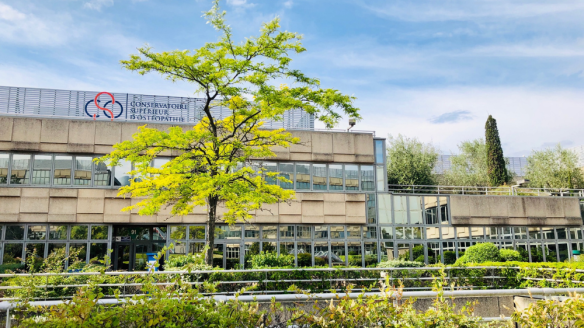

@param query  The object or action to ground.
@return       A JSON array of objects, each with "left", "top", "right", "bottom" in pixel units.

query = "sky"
[{"left": 1, "top": 0, "right": 584, "bottom": 156}]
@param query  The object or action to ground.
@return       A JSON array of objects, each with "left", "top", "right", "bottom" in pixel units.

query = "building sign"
[{"left": 0, "top": 85, "right": 314, "bottom": 128}]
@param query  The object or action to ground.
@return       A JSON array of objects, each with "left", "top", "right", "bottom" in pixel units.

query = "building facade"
[{"left": 0, "top": 86, "right": 583, "bottom": 270}]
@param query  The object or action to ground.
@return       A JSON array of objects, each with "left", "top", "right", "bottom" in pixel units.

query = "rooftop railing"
[{"left": 387, "top": 184, "right": 584, "bottom": 197}]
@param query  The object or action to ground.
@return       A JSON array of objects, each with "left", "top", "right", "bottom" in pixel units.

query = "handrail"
[{"left": 387, "top": 184, "right": 584, "bottom": 197}]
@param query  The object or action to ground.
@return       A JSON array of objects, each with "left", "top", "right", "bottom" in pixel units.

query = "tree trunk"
[{"left": 205, "top": 196, "right": 218, "bottom": 266}]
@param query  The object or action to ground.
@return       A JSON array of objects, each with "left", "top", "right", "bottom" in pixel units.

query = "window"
[
  {"left": 314, "top": 226, "right": 328, "bottom": 239},
  {"left": 49, "top": 225, "right": 67, "bottom": 240},
  {"left": 113, "top": 160, "right": 131, "bottom": 186},
  {"left": 297, "top": 226, "right": 311, "bottom": 239},
  {"left": 344, "top": 165, "right": 359, "bottom": 191},
  {"left": 471, "top": 227, "right": 484, "bottom": 239},
  {"left": 54, "top": 156, "right": 72, "bottom": 185},
  {"left": 330, "top": 226, "right": 344, "bottom": 239},
  {"left": 296, "top": 164, "right": 310, "bottom": 190},
  {"left": 32, "top": 155, "right": 51, "bottom": 185},
  {"left": 571, "top": 228, "right": 582, "bottom": 240},
  {"left": 366, "top": 194, "right": 376, "bottom": 224},
  {"left": 424, "top": 197, "right": 439, "bottom": 224},
  {"left": 280, "top": 242, "right": 294, "bottom": 256},
  {"left": 312, "top": 164, "right": 327, "bottom": 190},
  {"left": 244, "top": 226, "right": 259, "bottom": 239},
  {"left": 363, "top": 226, "right": 377, "bottom": 239},
  {"left": 11, "top": 154, "right": 30, "bottom": 184},
  {"left": 280, "top": 226, "right": 295, "bottom": 239},
  {"left": 329, "top": 164, "right": 343, "bottom": 190},
  {"left": 263, "top": 163, "right": 277, "bottom": 185},
  {"left": 262, "top": 226, "right": 277, "bottom": 239},
  {"left": 378, "top": 194, "right": 391, "bottom": 224},
  {"left": 94, "top": 161, "right": 112, "bottom": 186},
  {"left": 394, "top": 196, "right": 407, "bottom": 224},
  {"left": 27, "top": 226, "right": 46, "bottom": 240},
  {"left": 346, "top": 226, "right": 360, "bottom": 239},
  {"left": 409, "top": 196, "right": 423, "bottom": 224},
  {"left": 0, "top": 153, "right": 8, "bottom": 184},
  {"left": 89, "top": 243, "right": 108, "bottom": 265},
  {"left": 426, "top": 227, "right": 440, "bottom": 240},
  {"left": 91, "top": 226, "right": 109, "bottom": 240},
  {"left": 215, "top": 226, "right": 241, "bottom": 239},
  {"left": 170, "top": 226, "right": 187, "bottom": 240},
  {"left": 6, "top": 225, "right": 24, "bottom": 240},
  {"left": 360, "top": 165, "right": 374, "bottom": 191},
  {"left": 376, "top": 166, "right": 384, "bottom": 192},
  {"left": 374, "top": 140, "right": 385, "bottom": 164},
  {"left": 381, "top": 227, "right": 392, "bottom": 239},
  {"left": 190, "top": 226, "right": 205, "bottom": 240},
  {"left": 439, "top": 197, "right": 449, "bottom": 223},
  {"left": 74, "top": 157, "right": 92, "bottom": 185},
  {"left": 3, "top": 244, "right": 23, "bottom": 264},
  {"left": 279, "top": 163, "right": 294, "bottom": 189},
  {"left": 514, "top": 227, "right": 527, "bottom": 239},
  {"left": 71, "top": 226, "right": 88, "bottom": 240}
]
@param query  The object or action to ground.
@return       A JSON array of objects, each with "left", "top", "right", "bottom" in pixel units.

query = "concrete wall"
[
  {"left": 450, "top": 195, "right": 582, "bottom": 226},
  {"left": 0, "top": 117, "right": 375, "bottom": 163},
  {"left": 0, "top": 188, "right": 367, "bottom": 225}
]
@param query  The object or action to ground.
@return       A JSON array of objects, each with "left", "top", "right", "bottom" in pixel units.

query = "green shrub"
[
  {"left": 463, "top": 243, "right": 500, "bottom": 263},
  {"left": 297, "top": 253, "right": 312, "bottom": 267},
  {"left": 414, "top": 255, "right": 425, "bottom": 263},
  {"left": 444, "top": 251, "right": 457, "bottom": 265},
  {"left": 377, "top": 260, "right": 423, "bottom": 268},
  {"left": 500, "top": 249, "right": 522, "bottom": 262},
  {"left": 315, "top": 256, "right": 327, "bottom": 266},
  {"left": 249, "top": 251, "right": 294, "bottom": 268}
]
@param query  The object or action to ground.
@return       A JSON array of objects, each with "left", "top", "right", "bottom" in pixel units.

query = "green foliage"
[
  {"left": 441, "top": 139, "right": 489, "bottom": 186},
  {"left": 525, "top": 143, "right": 584, "bottom": 189},
  {"left": 249, "top": 251, "right": 294, "bottom": 268},
  {"left": 456, "top": 243, "right": 501, "bottom": 265},
  {"left": 386, "top": 134, "right": 438, "bottom": 186},
  {"left": 99, "top": 0, "right": 360, "bottom": 265},
  {"left": 513, "top": 292, "right": 584, "bottom": 326},
  {"left": 444, "top": 251, "right": 457, "bottom": 265},
  {"left": 297, "top": 253, "right": 312, "bottom": 267},
  {"left": 500, "top": 249, "right": 522, "bottom": 262},
  {"left": 377, "top": 260, "right": 423, "bottom": 268},
  {"left": 485, "top": 115, "right": 509, "bottom": 186}
]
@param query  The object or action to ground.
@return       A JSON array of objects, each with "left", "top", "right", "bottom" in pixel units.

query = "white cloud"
[
  {"left": 0, "top": 2, "right": 76, "bottom": 46},
  {"left": 84, "top": 0, "right": 114, "bottom": 11},
  {"left": 283, "top": 1, "right": 293, "bottom": 8},
  {"left": 226, "top": 0, "right": 255, "bottom": 8}
]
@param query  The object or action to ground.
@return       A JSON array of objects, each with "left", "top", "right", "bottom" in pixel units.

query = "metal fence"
[
  {"left": 388, "top": 184, "right": 584, "bottom": 197},
  {"left": 0, "top": 85, "right": 315, "bottom": 129}
]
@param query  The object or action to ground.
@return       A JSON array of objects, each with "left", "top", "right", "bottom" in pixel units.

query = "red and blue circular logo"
[{"left": 85, "top": 92, "right": 124, "bottom": 121}]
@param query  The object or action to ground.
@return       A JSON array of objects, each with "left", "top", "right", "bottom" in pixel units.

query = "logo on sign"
[{"left": 85, "top": 92, "right": 124, "bottom": 121}]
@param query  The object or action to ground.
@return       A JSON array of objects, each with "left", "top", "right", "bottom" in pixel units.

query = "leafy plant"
[
  {"left": 456, "top": 243, "right": 501, "bottom": 265},
  {"left": 386, "top": 134, "right": 439, "bottom": 186},
  {"left": 249, "top": 251, "right": 294, "bottom": 268},
  {"left": 500, "top": 249, "right": 522, "bottom": 262}
]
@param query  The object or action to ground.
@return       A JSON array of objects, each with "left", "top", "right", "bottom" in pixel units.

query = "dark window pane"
[
  {"left": 360, "top": 165, "right": 374, "bottom": 191},
  {"left": 94, "top": 161, "right": 112, "bottom": 186},
  {"left": 6, "top": 225, "right": 24, "bottom": 240},
  {"left": 3, "top": 243, "right": 23, "bottom": 264},
  {"left": 244, "top": 226, "right": 259, "bottom": 239},
  {"left": 91, "top": 226, "right": 109, "bottom": 240},
  {"left": 153, "top": 226, "right": 166, "bottom": 241},
  {"left": 70, "top": 226, "right": 88, "bottom": 240},
  {"left": 26, "top": 243, "right": 45, "bottom": 264},
  {"left": 366, "top": 194, "right": 376, "bottom": 224},
  {"left": 47, "top": 243, "right": 66, "bottom": 259},
  {"left": 69, "top": 243, "right": 87, "bottom": 266},
  {"left": 89, "top": 243, "right": 108, "bottom": 265},
  {"left": 49, "top": 225, "right": 67, "bottom": 240},
  {"left": 189, "top": 226, "right": 205, "bottom": 240}
]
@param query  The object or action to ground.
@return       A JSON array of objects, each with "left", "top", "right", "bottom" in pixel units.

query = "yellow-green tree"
[{"left": 99, "top": 1, "right": 360, "bottom": 265}]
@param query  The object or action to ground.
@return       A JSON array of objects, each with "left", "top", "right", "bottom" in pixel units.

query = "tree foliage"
[
  {"left": 485, "top": 115, "right": 508, "bottom": 186},
  {"left": 386, "top": 134, "right": 438, "bottom": 186},
  {"left": 98, "top": 1, "right": 360, "bottom": 265},
  {"left": 441, "top": 139, "right": 489, "bottom": 186},
  {"left": 525, "top": 144, "right": 584, "bottom": 189}
]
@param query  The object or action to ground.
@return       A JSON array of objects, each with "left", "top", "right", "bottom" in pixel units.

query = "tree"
[
  {"left": 386, "top": 134, "right": 438, "bottom": 186},
  {"left": 99, "top": 1, "right": 360, "bottom": 265},
  {"left": 441, "top": 139, "right": 489, "bottom": 186},
  {"left": 485, "top": 115, "right": 508, "bottom": 186},
  {"left": 525, "top": 144, "right": 584, "bottom": 189}
]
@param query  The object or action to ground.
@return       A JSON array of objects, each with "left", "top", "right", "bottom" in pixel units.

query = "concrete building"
[{"left": 0, "top": 86, "right": 583, "bottom": 270}]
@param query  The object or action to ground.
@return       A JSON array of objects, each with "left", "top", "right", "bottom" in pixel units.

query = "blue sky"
[{"left": 1, "top": 0, "right": 584, "bottom": 156}]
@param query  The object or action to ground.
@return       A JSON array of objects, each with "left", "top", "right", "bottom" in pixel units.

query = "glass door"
[
  {"left": 133, "top": 243, "right": 150, "bottom": 271},
  {"left": 115, "top": 244, "right": 131, "bottom": 271}
]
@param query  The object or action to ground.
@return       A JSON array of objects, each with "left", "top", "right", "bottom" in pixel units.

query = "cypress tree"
[{"left": 485, "top": 115, "right": 507, "bottom": 186}]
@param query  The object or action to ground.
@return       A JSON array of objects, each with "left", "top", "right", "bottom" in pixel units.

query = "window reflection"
[
  {"left": 344, "top": 165, "right": 359, "bottom": 190},
  {"left": 0, "top": 153, "right": 8, "bottom": 184},
  {"left": 114, "top": 160, "right": 132, "bottom": 186},
  {"left": 11, "top": 154, "right": 30, "bottom": 184},
  {"left": 94, "top": 161, "right": 112, "bottom": 186},
  {"left": 32, "top": 155, "right": 51, "bottom": 185},
  {"left": 54, "top": 156, "right": 72, "bottom": 185},
  {"left": 329, "top": 164, "right": 343, "bottom": 190},
  {"left": 295, "top": 164, "right": 310, "bottom": 190},
  {"left": 360, "top": 165, "right": 374, "bottom": 191},
  {"left": 279, "top": 163, "right": 294, "bottom": 190},
  {"left": 74, "top": 157, "right": 92, "bottom": 185},
  {"left": 312, "top": 164, "right": 327, "bottom": 190}
]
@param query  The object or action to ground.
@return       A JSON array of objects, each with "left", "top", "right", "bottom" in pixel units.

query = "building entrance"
[{"left": 112, "top": 226, "right": 167, "bottom": 271}]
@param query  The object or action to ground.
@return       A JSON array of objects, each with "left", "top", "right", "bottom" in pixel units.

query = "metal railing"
[{"left": 388, "top": 184, "right": 584, "bottom": 197}]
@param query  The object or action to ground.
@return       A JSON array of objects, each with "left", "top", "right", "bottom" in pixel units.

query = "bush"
[
  {"left": 463, "top": 243, "right": 500, "bottom": 263},
  {"left": 297, "top": 253, "right": 312, "bottom": 267},
  {"left": 500, "top": 249, "right": 522, "bottom": 262},
  {"left": 249, "top": 251, "right": 294, "bottom": 268},
  {"left": 315, "top": 256, "right": 327, "bottom": 266},
  {"left": 442, "top": 251, "right": 457, "bottom": 265},
  {"left": 377, "top": 260, "right": 423, "bottom": 268}
]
